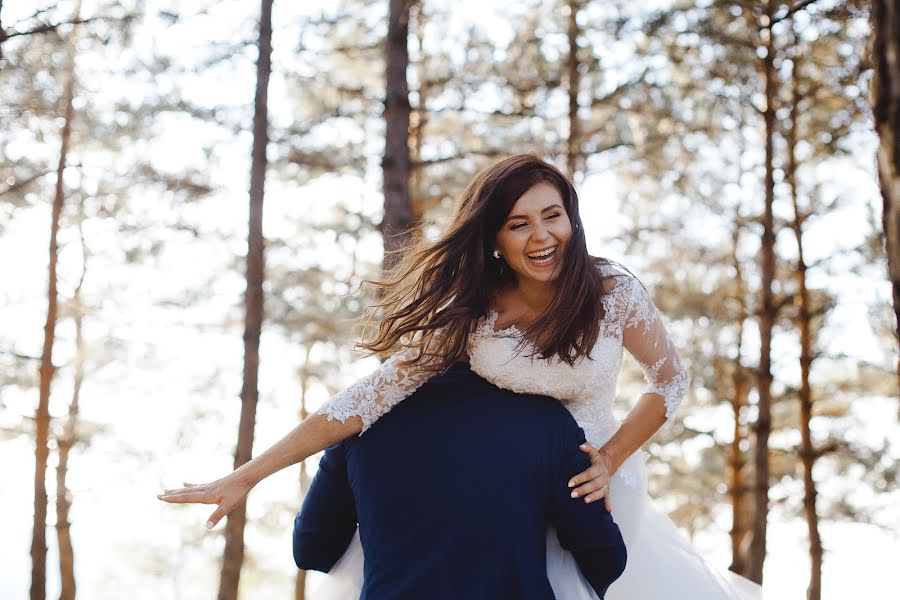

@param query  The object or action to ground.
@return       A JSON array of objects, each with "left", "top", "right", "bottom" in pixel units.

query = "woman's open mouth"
[{"left": 526, "top": 246, "right": 558, "bottom": 268}]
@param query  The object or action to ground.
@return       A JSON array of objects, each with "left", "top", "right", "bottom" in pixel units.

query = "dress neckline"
[{"left": 484, "top": 309, "right": 526, "bottom": 338}]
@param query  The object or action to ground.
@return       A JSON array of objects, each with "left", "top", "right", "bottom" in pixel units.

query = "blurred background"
[{"left": 2, "top": 0, "right": 898, "bottom": 598}]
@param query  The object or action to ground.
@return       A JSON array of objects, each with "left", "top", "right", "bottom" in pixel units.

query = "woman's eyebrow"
[{"left": 505, "top": 204, "right": 563, "bottom": 222}]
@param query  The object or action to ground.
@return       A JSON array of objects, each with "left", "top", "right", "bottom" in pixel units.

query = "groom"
[{"left": 293, "top": 362, "right": 627, "bottom": 599}]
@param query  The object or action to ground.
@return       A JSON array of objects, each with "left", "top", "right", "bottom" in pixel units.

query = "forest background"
[{"left": 2, "top": 0, "right": 899, "bottom": 599}]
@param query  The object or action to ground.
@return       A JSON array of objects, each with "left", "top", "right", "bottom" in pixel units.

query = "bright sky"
[{"left": 2, "top": 0, "right": 898, "bottom": 599}]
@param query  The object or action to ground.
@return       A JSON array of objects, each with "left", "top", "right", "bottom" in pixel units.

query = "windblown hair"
[{"left": 359, "top": 154, "right": 614, "bottom": 372}]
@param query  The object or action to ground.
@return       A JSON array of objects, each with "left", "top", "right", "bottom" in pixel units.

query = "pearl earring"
[{"left": 493, "top": 249, "right": 501, "bottom": 259}]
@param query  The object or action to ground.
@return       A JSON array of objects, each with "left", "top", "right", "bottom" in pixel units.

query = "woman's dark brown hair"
[{"left": 360, "top": 153, "right": 613, "bottom": 371}]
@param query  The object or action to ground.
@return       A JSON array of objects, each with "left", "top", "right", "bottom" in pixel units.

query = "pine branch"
[
  {"left": 771, "top": 0, "right": 822, "bottom": 25},
  {"left": 0, "top": 169, "right": 54, "bottom": 197},
  {"left": 1, "top": 13, "right": 137, "bottom": 45}
]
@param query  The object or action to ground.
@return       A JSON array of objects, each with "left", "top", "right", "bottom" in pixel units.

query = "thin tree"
[
  {"left": 55, "top": 199, "right": 88, "bottom": 600},
  {"left": 564, "top": 0, "right": 583, "bottom": 180},
  {"left": 727, "top": 207, "right": 752, "bottom": 575},
  {"left": 746, "top": 1, "right": 778, "bottom": 582},
  {"left": 32, "top": 3, "right": 80, "bottom": 598},
  {"left": 872, "top": 0, "right": 900, "bottom": 399},
  {"left": 217, "top": 1, "right": 273, "bottom": 598},
  {"left": 294, "top": 345, "right": 314, "bottom": 600},
  {"left": 382, "top": 0, "right": 415, "bottom": 270},
  {"left": 785, "top": 41, "right": 824, "bottom": 598}
]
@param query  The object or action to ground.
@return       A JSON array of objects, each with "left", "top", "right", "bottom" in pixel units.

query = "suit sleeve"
[
  {"left": 549, "top": 418, "right": 628, "bottom": 598},
  {"left": 292, "top": 443, "right": 358, "bottom": 572}
]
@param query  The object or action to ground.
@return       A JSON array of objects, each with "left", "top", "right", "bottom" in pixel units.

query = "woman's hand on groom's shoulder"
[{"left": 567, "top": 442, "right": 613, "bottom": 512}]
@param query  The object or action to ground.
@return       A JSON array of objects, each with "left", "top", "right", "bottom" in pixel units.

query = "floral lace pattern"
[
  {"left": 609, "top": 272, "right": 690, "bottom": 420},
  {"left": 317, "top": 346, "right": 434, "bottom": 433}
]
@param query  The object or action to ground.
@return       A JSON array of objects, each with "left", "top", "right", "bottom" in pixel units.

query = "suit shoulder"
[{"left": 517, "top": 394, "right": 585, "bottom": 443}]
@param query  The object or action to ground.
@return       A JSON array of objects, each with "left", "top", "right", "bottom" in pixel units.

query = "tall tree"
[
  {"left": 54, "top": 199, "right": 88, "bottom": 600},
  {"left": 382, "top": 0, "right": 414, "bottom": 270},
  {"left": 727, "top": 207, "right": 752, "bottom": 574},
  {"left": 32, "top": 3, "right": 80, "bottom": 598},
  {"left": 746, "top": 1, "right": 779, "bottom": 583},
  {"left": 872, "top": 0, "right": 900, "bottom": 390},
  {"left": 785, "top": 42, "right": 823, "bottom": 599},
  {"left": 565, "top": 0, "right": 583, "bottom": 180},
  {"left": 217, "top": 1, "right": 273, "bottom": 598},
  {"left": 293, "top": 345, "right": 313, "bottom": 600}
]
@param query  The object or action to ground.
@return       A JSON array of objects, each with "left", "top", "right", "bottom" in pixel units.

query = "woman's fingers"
[
  {"left": 579, "top": 442, "right": 598, "bottom": 456},
  {"left": 206, "top": 506, "right": 228, "bottom": 529},
  {"left": 568, "top": 464, "right": 599, "bottom": 488},
  {"left": 158, "top": 483, "right": 220, "bottom": 504},
  {"left": 582, "top": 484, "right": 610, "bottom": 504},
  {"left": 569, "top": 442, "right": 613, "bottom": 503},
  {"left": 158, "top": 490, "right": 213, "bottom": 504},
  {"left": 570, "top": 475, "right": 606, "bottom": 498},
  {"left": 573, "top": 477, "right": 609, "bottom": 501}
]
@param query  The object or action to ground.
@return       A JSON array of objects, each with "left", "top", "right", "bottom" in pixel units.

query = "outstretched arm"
[
  {"left": 158, "top": 413, "right": 362, "bottom": 528},
  {"left": 158, "top": 346, "right": 434, "bottom": 527}
]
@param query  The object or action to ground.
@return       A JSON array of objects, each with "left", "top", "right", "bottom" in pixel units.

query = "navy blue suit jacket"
[{"left": 293, "top": 363, "right": 627, "bottom": 599}]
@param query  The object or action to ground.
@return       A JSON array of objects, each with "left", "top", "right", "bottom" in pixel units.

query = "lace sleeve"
[
  {"left": 616, "top": 276, "right": 690, "bottom": 423},
  {"left": 316, "top": 345, "right": 435, "bottom": 434}
]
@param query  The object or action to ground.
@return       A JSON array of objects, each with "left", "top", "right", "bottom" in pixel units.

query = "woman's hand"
[
  {"left": 158, "top": 473, "right": 253, "bottom": 529},
  {"left": 568, "top": 442, "right": 614, "bottom": 511}
]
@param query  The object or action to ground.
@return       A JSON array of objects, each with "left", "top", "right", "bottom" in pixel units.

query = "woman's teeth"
[{"left": 527, "top": 247, "right": 557, "bottom": 265}]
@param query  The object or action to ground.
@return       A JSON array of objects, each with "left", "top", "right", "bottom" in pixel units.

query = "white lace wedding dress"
[{"left": 315, "top": 265, "right": 763, "bottom": 599}]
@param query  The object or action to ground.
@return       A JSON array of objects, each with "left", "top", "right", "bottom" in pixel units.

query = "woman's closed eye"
[{"left": 510, "top": 214, "right": 560, "bottom": 230}]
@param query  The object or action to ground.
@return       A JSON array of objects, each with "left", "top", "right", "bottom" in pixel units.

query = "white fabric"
[{"left": 315, "top": 265, "right": 761, "bottom": 599}]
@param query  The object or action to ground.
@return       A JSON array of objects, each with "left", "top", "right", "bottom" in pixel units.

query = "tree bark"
[
  {"left": 32, "top": 4, "right": 80, "bottom": 597},
  {"left": 382, "top": 0, "right": 414, "bottom": 271},
  {"left": 55, "top": 204, "right": 87, "bottom": 600},
  {"left": 565, "top": 0, "right": 582, "bottom": 181},
  {"left": 293, "top": 348, "right": 313, "bottom": 600},
  {"left": 0, "top": 0, "right": 5, "bottom": 59},
  {"left": 409, "top": 2, "right": 427, "bottom": 221},
  {"left": 787, "top": 46, "right": 823, "bottom": 600},
  {"left": 747, "top": 2, "right": 777, "bottom": 583},
  {"left": 727, "top": 214, "right": 750, "bottom": 576},
  {"left": 872, "top": 0, "right": 900, "bottom": 405},
  {"left": 217, "top": 1, "right": 272, "bottom": 599}
]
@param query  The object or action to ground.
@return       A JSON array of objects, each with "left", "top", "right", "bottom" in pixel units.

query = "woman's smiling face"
[{"left": 494, "top": 181, "right": 572, "bottom": 287}]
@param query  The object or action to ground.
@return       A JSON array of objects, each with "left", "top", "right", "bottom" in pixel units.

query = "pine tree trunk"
[
  {"left": 217, "top": 2, "right": 272, "bottom": 599},
  {"left": 32, "top": 6, "right": 79, "bottom": 596},
  {"left": 0, "top": 0, "right": 5, "bottom": 59},
  {"left": 382, "top": 0, "right": 414, "bottom": 271},
  {"left": 55, "top": 206, "right": 87, "bottom": 600},
  {"left": 747, "top": 4, "right": 776, "bottom": 583},
  {"left": 293, "top": 350, "right": 312, "bottom": 600},
  {"left": 728, "top": 217, "right": 750, "bottom": 575},
  {"left": 872, "top": 0, "right": 900, "bottom": 405},
  {"left": 409, "top": 2, "right": 427, "bottom": 217},
  {"left": 787, "top": 49, "right": 823, "bottom": 600},
  {"left": 565, "top": 0, "right": 582, "bottom": 180}
]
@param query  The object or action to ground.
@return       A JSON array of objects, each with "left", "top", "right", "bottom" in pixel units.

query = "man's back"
[{"left": 294, "top": 363, "right": 626, "bottom": 599}]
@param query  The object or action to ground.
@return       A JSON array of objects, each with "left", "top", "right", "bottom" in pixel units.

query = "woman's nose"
[{"left": 531, "top": 224, "right": 550, "bottom": 241}]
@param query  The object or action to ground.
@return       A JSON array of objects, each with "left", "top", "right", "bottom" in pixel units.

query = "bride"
[{"left": 159, "top": 154, "right": 762, "bottom": 599}]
